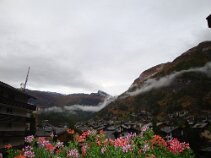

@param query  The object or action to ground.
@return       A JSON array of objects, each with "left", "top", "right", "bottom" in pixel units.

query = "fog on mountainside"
[
  {"left": 124, "top": 62, "right": 211, "bottom": 97},
  {"left": 39, "top": 96, "right": 116, "bottom": 113}
]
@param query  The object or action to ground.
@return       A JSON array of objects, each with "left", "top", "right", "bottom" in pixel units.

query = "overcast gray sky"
[{"left": 0, "top": 0, "right": 210, "bottom": 95}]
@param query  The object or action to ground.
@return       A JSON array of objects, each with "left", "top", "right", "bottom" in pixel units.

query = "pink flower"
[
  {"left": 23, "top": 151, "right": 35, "bottom": 158},
  {"left": 55, "top": 141, "right": 64, "bottom": 149},
  {"left": 25, "top": 135, "right": 34, "bottom": 143},
  {"left": 23, "top": 146, "right": 35, "bottom": 158},
  {"left": 100, "top": 130, "right": 104, "bottom": 135},
  {"left": 87, "top": 130, "right": 97, "bottom": 136},
  {"left": 142, "top": 144, "right": 150, "bottom": 153},
  {"left": 24, "top": 151, "right": 35, "bottom": 158},
  {"left": 142, "top": 125, "right": 149, "bottom": 132},
  {"left": 101, "top": 147, "right": 107, "bottom": 154},
  {"left": 81, "top": 144, "right": 89, "bottom": 156},
  {"left": 37, "top": 137, "right": 50, "bottom": 147},
  {"left": 126, "top": 133, "right": 136, "bottom": 140},
  {"left": 122, "top": 144, "right": 133, "bottom": 153},
  {"left": 67, "top": 149, "right": 79, "bottom": 158}
]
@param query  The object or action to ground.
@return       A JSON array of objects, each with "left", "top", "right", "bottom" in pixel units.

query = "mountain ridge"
[
  {"left": 99, "top": 41, "right": 211, "bottom": 120},
  {"left": 26, "top": 89, "right": 110, "bottom": 108}
]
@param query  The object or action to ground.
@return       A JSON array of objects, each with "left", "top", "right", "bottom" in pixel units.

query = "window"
[
  {"left": 0, "top": 89, "right": 3, "bottom": 96},
  {"left": 6, "top": 108, "right": 13, "bottom": 114},
  {"left": 8, "top": 93, "right": 15, "bottom": 100},
  {"left": 7, "top": 123, "right": 12, "bottom": 128}
]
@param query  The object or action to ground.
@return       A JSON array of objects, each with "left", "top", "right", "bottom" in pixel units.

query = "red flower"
[
  {"left": 151, "top": 135, "right": 167, "bottom": 149},
  {"left": 114, "top": 137, "right": 127, "bottom": 147},
  {"left": 4, "top": 144, "right": 12, "bottom": 150},
  {"left": 56, "top": 149, "right": 61, "bottom": 155},
  {"left": 97, "top": 140, "right": 101, "bottom": 146},
  {"left": 14, "top": 154, "right": 26, "bottom": 158},
  {"left": 81, "top": 144, "right": 88, "bottom": 156},
  {"left": 45, "top": 144, "right": 54, "bottom": 152},
  {"left": 67, "top": 128, "right": 75, "bottom": 135},
  {"left": 109, "top": 139, "right": 114, "bottom": 145},
  {"left": 100, "top": 130, "right": 104, "bottom": 135},
  {"left": 82, "top": 131, "right": 89, "bottom": 137},
  {"left": 168, "top": 138, "right": 185, "bottom": 154},
  {"left": 138, "top": 149, "right": 142, "bottom": 154},
  {"left": 75, "top": 134, "right": 85, "bottom": 143}
]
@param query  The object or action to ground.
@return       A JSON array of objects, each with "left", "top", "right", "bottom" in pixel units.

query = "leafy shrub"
[{"left": 3, "top": 127, "right": 195, "bottom": 158}]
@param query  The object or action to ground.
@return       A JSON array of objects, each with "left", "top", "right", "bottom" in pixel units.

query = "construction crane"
[
  {"left": 207, "top": 14, "right": 211, "bottom": 28},
  {"left": 21, "top": 67, "right": 30, "bottom": 91}
]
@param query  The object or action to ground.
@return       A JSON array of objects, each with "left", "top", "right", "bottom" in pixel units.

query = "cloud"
[
  {"left": 124, "top": 62, "right": 211, "bottom": 97},
  {"left": 0, "top": 0, "right": 211, "bottom": 95},
  {"left": 40, "top": 96, "right": 116, "bottom": 113}
]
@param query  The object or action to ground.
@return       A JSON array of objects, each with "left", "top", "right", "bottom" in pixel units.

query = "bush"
[{"left": 3, "top": 127, "right": 195, "bottom": 158}]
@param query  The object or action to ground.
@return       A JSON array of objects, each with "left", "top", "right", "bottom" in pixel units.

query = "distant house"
[
  {"left": 192, "top": 122, "right": 208, "bottom": 129},
  {"left": 35, "top": 120, "right": 67, "bottom": 142},
  {"left": 0, "top": 81, "right": 36, "bottom": 148},
  {"left": 207, "top": 14, "right": 211, "bottom": 28}
]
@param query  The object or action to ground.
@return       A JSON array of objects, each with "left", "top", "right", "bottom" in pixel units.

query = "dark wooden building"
[
  {"left": 207, "top": 14, "right": 211, "bottom": 28},
  {"left": 0, "top": 81, "right": 36, "bottom": 148}
]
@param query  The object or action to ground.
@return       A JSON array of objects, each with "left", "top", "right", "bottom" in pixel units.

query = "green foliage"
[
  {"left": 5, "top": 128, "right": 195, "bottom": 158},
  {"left": 33, "top": 148, "right": 51, "bottom": 158}
]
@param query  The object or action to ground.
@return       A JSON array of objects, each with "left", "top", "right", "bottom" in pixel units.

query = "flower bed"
[{"left": 4, "top": 127, "right": 195, "bottom": 158}]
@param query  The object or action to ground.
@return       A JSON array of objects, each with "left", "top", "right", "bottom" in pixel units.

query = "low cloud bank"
[
  {"left": 39, "top": 96, "right": 116, "bottom": 113},
  {"left": 124, "top": 62, "right": 211, "bottom": 97}
]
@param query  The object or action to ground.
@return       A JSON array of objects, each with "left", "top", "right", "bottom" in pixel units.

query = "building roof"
[
  {"left": 192, "top": 122, "right": 208, "bottom": 129},
  {"left": 0, "top": 81, "right": 36, "bottom": 99},
  {"left": 35, "top": 122, "right": 66, "bottom": 137}
]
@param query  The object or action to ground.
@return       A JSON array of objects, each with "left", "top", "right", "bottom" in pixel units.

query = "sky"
[{"left": 0, "top": 0, "right": 211, "bottom": 96}]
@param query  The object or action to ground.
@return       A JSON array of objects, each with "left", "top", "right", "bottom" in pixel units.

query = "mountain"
[
  {"left": 100, "top": 41, "right": 211, "bottom": 120},
  {"left": 27, "top": 89, "right": 109, "bottom": 108},
  {"left": 26, "top": 89, "right": 110, "bottom": 126}
]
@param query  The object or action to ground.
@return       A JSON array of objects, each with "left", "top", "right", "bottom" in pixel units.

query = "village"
[
  {"left": 74, "top": 110, "right": 211, "bottom": 156},
  {"left": 74, "top": 110, "right": 211, "bottom": 138}
]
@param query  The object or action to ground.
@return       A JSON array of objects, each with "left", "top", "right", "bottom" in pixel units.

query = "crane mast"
[{"left": 23, "top": 67, "right": 30, "bottom": 91}]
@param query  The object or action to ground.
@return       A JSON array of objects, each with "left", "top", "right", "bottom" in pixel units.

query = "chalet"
[
  {"left": 207, "top": 14, "right": 211, "bottom": 28},
  {"left": 160, "top": 126, "right": 178, "bottom": 135},
  {"left": 35, "top": 120, "right": 67, "bottom": 142},
  {"left": 192, "top": 122, "right": 208, "bottom": 129},
  {"left": 0, "top": 81, "right": 36, "bottom": 148}
]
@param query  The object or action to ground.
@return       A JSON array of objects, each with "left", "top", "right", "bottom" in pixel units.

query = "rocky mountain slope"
[{"left": 100, "top": 41, "right": 211, "bottom": 120}]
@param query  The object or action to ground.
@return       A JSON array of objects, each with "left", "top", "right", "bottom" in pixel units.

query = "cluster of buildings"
[
  {"left": 75, "top": 110, "right": 211, "bottom": 137},
  {"left": 75, "top": 109, "right": 211, "bottom": 155},
  {"left": 75, "top": 111, "right": 153, "bottom": 139}
]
